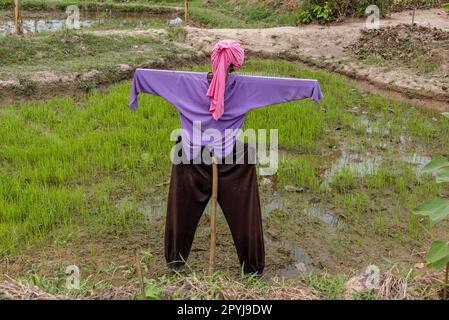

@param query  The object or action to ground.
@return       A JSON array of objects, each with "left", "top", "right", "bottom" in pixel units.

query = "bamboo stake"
[
  {"left": 13, "top": 0, "right": 22, "bottom": 35},
  {"left": 134, "top": 249, "right": 145, "bottom": 297},
  {"left": 184, "top": 0, "right": 189, "bottom": 24},
  {"left": 208, "top": 156, "right": 218, "bottom": 275}
]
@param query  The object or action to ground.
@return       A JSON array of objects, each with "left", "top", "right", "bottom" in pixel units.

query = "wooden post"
[
  {"left": 208, "top": 156, "right": 218, "bottom": 275},
  {"left": 134, "top": 249, "right": 145, "bottom": 297},
  {"left": 184, "top": 0, "right": 189, "bottom": 24},
  {"left": 13, "top": 0, "right": 22, "bottom": 35}
]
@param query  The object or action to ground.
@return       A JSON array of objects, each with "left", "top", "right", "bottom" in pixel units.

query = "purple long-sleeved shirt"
[{"left": 130, "top": 69, "right": 323, "bottom": 159}]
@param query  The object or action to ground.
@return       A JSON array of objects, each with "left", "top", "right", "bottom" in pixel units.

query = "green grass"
[
  {"left": 304, "top": 273, "right": 346, "bottom": 300},
  {"left": 0, "top": 31, "right": 148, "bottom": 65},
  {"left": 1, "top": 59, "right": 449, "bottom": 300},
  {"left": 410, "top": 56, "right": 439, "bottom": 75},
  {"left": 0, "top": 83, "right": 179, "bottom": 254},
  {"left": 0, "top": 29, "right": 197, "bottom": 83},
  {"left": 0, "top": 29, "right": 182, "bottom": 67}
]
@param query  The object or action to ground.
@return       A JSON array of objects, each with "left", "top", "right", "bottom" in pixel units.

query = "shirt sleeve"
[
  {"left": 235, "top": 75, "right": 324, "bottom": 112},
  {"left": 129, "top": 69, "right": 205, "bottom": 113}
]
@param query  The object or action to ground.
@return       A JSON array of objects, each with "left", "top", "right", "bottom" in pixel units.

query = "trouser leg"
[
  {"left": 217, "top": 162, "right": 265, "bottom": 274},
  {"left": 164, "top": 162, "right": 211, "bottom": 267}
]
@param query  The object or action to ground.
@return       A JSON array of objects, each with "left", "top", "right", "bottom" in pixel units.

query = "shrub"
[{"left": 296, "top": 0, "right": 443, "bottom": 24}]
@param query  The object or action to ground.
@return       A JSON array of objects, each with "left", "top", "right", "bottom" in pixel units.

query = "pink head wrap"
[{"left": 206, "top": 39, "right": 245, "bottom": 120}]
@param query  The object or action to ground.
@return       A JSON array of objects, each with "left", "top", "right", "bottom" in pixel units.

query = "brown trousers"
[{"left": 164, "top": 141, "right": 265, "bottom": 274}]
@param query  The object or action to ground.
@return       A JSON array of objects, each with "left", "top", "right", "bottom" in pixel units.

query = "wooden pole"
[
  {"left": 134, "top": 249, "right": 145, "bottom": 297},
  {"left": 13, "top": 0, "right": 22, "bottom": 35},
  {"left": 208, "top": 156, "right": 218, "bottom": 275},
  {"left": 184, "top": 0, "right": 189, "bottom": 24}
]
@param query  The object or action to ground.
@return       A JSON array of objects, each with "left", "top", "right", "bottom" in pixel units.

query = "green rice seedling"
[
  {"left": 277, "top": 155, "right": 320, "bottom": 192},
  {"left": 372, "top": 211, "right": 387, "bottom": 237},
  {"left": 334, "top": 166, "right": 355, "bottom": 193}
]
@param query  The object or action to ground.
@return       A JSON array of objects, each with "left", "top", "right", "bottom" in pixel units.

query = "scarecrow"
[{"left": 130, "top": 40, "right": 323, "bottom": 275}]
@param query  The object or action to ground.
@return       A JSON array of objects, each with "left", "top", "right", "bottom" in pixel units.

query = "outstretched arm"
[
  {"left": 129, "top": 69, "right": 206, "bottom": 112},
  {"left": 236, "top": 75, "right": 324, "bottom": 112}
]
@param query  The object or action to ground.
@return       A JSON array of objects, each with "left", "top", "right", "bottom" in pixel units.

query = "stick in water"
[
  {"left": 184, "top": 0, "right": 189, "bottom": 23},
  {"left": 209, "top": 156, "right": 218, "bottom": 275},
  {"left": 14, "top": 0, "right": 22, "bottom": 35},
  {"left": 134, "top": 249, "right": 145, "bottom": 297}
]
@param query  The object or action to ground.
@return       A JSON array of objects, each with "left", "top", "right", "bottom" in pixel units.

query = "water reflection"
[
  {"left": 322, "top": 150, "right": 382, "bottom": 187},
  {"left": 0, "top": 16, "right": 92, "bottom": 35},
  {"left": 275, "top": 243, "right": 320, "bottom": 278},
  {"left": 263, "top": 199, "right": 284, "bottom": 216},
  {"left": 305, "top": 206, "right": 346, "bottom": 229},
  {"left": 0, "top": 10, "right": 171, "bottom": 35}
]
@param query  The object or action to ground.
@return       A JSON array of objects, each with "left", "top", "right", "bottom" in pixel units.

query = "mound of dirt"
[
  {"left": 350, "top": 24, "right": 449, "bottom": 60},
  {"left": 348, "top": 24, "right": 449, "bottom": 76}
]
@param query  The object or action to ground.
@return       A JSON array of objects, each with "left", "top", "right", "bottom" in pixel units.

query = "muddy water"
[
  {"left": 305, "top": 206, "right": 346, "bottom": 229},
  {"left": 0, "top": 10, "right": 172, "bottom": 35},
  {"left": 275, "top": 243, "right": 320, "bottom": 277},
  {"left": 321, "top": 141, "right": 431, "bottom": 188},
  {"left": 402, "top": 154, "right": 431, "bottom": 167},
  {"left": 0, "top": 17, "right": 92, "bottom": 34},
  {"left": 322, "top": 150, "right": 382, "bottom": 187},
  {"left": 263, "top": 198, "right": 284, "bottom": 216}
]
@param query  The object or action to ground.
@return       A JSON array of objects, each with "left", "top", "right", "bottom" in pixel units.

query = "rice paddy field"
[{"left": 1, "top": 58, "right": 449, "bottom": 300}]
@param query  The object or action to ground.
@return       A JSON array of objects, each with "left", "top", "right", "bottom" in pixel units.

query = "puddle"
[
  {"left": 0, "top": 11, "right": 93, "bottom": 35},
  {"left": 358, "top": 118, "right": 390, "bottom": 135},
  {"left": 399, "top": 134, "right": 411, "bottom": 145},
  {"left": 401, "top": 153, "right": 431, "bottom": 176},
  {"left": 133, "top": 196, "right": 165, "bottom": 240},
  {"left": 275, "top": 244, "right": 320, "bottom": 278},
  {"left": 116, "top": 195, "right": 165, "bottom": 225},
  {"left": 322, "top": 150, "right": 382, "bottom": 187},
  {"left": 401, "top": 154, "right": 431, "bottom": 166},
  {"left": 0, "top": 10, "right": 171, "bottom": 35},
  {"left": 263, "top": 199, "right": 284, "bottom": 216},
  {"left": 138, "top": 197, "right": 165, "bottom": 226},
  {"left": 305, "top": 206, "right": 346, "bottom": 229}
]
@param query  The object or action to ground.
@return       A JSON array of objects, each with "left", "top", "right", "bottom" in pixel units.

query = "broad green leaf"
[
  {"left": 427, "top": 240, "right": 449, "bottom": 269},
  {"left": 443, "top": 3, "right": 449, "bottom": 10},
  {"left": 412, "top": 198, "right": 449, "bottom": 225},
  {"left": 443, "top": 112, "right": 449, "bottom": 119},
  {"left": 142, "top": 277, "right": 161, "bottom": 300},
  {"left": 144, "top": 285, "right": 161, "bottom": 300},
  {"left": 422, "top": 156, "right": 449, "bottom": 174},
  {"left": 436, "top": 167, "right": 449, "bottom": 183}
]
